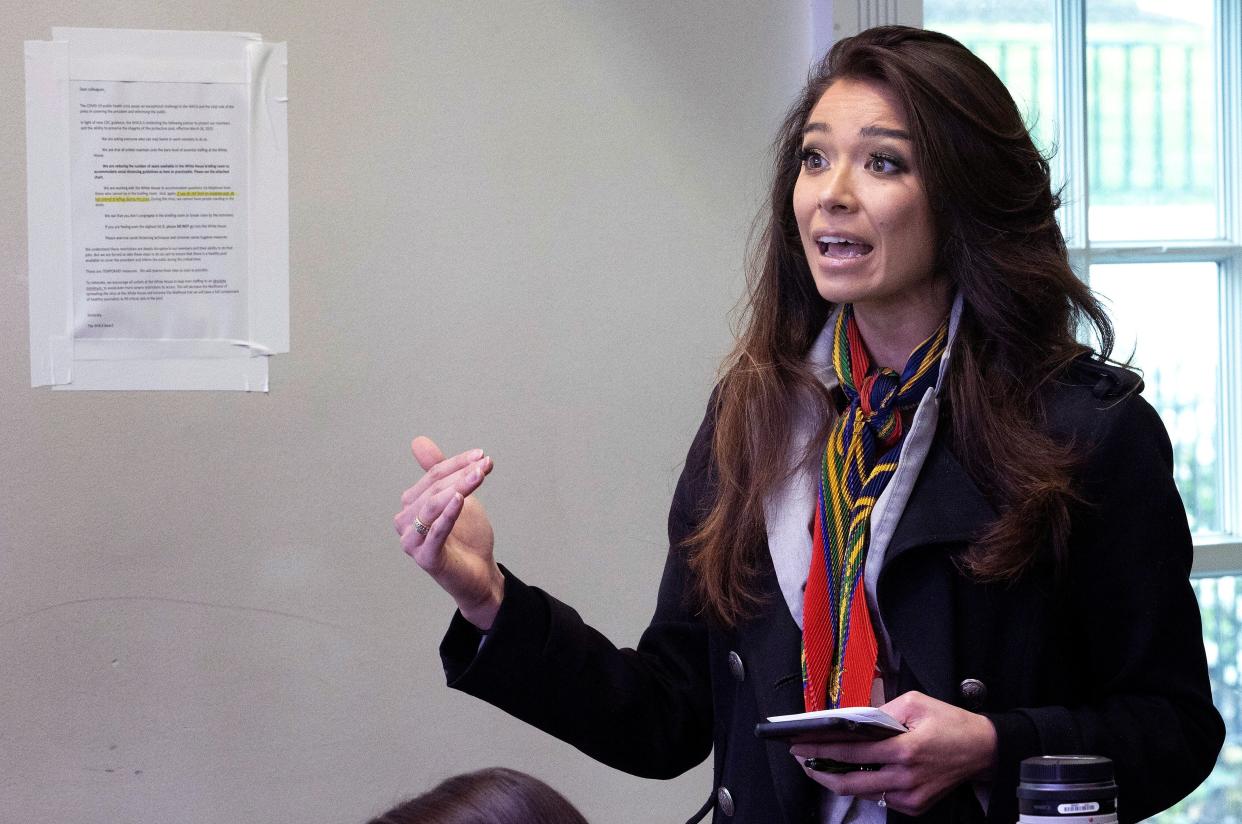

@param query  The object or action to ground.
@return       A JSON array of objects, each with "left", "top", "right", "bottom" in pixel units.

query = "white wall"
[{"left": 0, "top": 2, "right": 813, "bottom": 822}]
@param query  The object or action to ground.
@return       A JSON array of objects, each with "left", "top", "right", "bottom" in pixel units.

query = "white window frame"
[{"left": 820, "top": 0, "right": 1242, "bottom": 575}]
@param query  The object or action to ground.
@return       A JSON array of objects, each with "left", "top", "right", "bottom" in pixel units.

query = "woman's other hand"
[
  {"left": 790, "top": 691, "right": 998, "bottom": 816},
  {"left": 395, "top": 436, "right": 504, "bottom": 630}
]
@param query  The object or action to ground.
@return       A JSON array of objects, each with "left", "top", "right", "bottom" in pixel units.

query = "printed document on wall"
[{"left": 24, "top": 28, "right": 289, "bottom": 391}]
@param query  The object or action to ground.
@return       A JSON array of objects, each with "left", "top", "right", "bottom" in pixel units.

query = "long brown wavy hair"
[{"left": 686, "top": 26, "right": 1115, "bottom": 627}]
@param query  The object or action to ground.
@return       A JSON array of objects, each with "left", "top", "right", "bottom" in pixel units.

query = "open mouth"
[{"left": 816, "top": 235, "right": 874, "bottom": 258}]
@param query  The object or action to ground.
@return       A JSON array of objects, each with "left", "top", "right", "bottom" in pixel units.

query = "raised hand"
[{"left": 394, "top": 436, "right": 504, "bottom": 629}]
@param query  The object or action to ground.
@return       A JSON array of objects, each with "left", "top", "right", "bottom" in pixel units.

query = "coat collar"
[{"left": 884, "top": 433, "right": 996, "bottom": 564}]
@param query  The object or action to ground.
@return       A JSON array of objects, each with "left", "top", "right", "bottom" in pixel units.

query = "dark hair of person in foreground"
[{"left": 367, "top": 767, "right": 589, "bottom": 824}]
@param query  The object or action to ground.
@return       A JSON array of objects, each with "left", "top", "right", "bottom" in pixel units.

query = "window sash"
[
  {"left": 1070, "top": 0, "right": 1242, "bottom": 572},
  {"left": 836, "top": 0, "right": 1242, "bottom": 569}
]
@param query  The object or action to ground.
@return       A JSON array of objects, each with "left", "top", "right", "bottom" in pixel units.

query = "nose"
[{"left": 816, "top": 166, "right": 857, "bottom": 212}]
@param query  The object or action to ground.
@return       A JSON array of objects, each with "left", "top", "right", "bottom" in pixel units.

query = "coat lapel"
[
  {"left": 879, "top": 437, "right": 996, "bottom": 702},
  {"left": 884, "top": 436, "right": 995, "bottom": 564}
]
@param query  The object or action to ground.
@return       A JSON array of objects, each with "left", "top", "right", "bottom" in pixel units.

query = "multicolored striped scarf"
[{"left": 801, "top": 305, "right": 949, "bottom": 711}]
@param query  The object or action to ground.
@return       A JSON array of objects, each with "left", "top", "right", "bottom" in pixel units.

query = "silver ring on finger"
[
  {"left": 413, "top": 516, "right": 431, "bottom": 536},
  {"left": 877, "top": 792, "right": 887, "bottom": 809}
]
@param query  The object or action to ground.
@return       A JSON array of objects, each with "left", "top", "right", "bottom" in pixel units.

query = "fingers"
[
  {"left": 402, "top": 437, "right": 465, "bottom": 505},
  {"left": 793, "top": 756, "right": 913, "bottom": 813},
  {"left": 400, "top": 448, "right": 492, "bottom": 508},
  {"left": 789, "top": 740, "right": 904, "bottom": 801},
  {"left": 422, "top": 491, "right": 464, "bottom": 549},
  {"left": 795, "top": 754, "right": 893, "bottom": 792},
  {"left": 790, "top": 739, "right": 901, "bottom": 765},
  {"left": 395, "top": 447, "right": 489, "bottom": 535},
  {"left": 878, "top": 690, "right": 928, "bottom": 723},
  {"left": 410, "top": 436, "right": 445, "bottom": 470},
  {"left": 399, "top": 484, "right": 465, "bottom": 562}
]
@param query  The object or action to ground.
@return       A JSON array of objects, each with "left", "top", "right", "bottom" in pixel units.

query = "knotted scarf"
[{"left": 801, "top": 304, "right": 949, "bottom": 711}]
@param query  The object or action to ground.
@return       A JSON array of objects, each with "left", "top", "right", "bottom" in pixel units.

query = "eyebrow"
[{"left": 801, "top": 122, "right": 911, "bottom": 141}]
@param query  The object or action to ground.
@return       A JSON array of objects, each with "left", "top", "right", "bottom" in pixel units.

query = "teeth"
[{"left": 816, "top": 235, "right": 873, "bottom": 259}]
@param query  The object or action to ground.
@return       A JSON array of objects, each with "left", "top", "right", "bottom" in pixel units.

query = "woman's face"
[{"left": 792, "top": 78, "right": 940, "bottom": 321}]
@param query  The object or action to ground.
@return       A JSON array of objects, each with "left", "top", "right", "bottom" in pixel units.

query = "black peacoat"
[{"left": 441, "top": 358, "right": 1224, "bottom": 824}]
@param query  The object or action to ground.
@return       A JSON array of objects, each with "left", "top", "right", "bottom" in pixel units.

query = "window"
[
  {"left": 917, "top": 0, "right": 1241, "bottom": 545},
  {"left": 916, "top": 0, "right": 1241, "bottom": 820}
]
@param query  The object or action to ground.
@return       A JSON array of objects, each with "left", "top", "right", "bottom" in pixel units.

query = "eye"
[
  {"left": 865, "top": 152, "right": 906, "bottom": 174},
  {"left": 799, "top": 149, "right": 827, "bottom": 172}
]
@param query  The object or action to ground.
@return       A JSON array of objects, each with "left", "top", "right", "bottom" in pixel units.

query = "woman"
[{"left": 394, "top": 26, "right": 1223, "bottom": 824}]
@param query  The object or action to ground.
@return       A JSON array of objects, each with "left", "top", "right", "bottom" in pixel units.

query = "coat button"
[
  {"left": 727, "top": 651, "right": 745, "bottom": 682},
  {"left": 717, "top": 786, "right": 736, "bottom": 817},
  {"left": 958, "top": 678, "right": 988, "bottom": 709}
]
